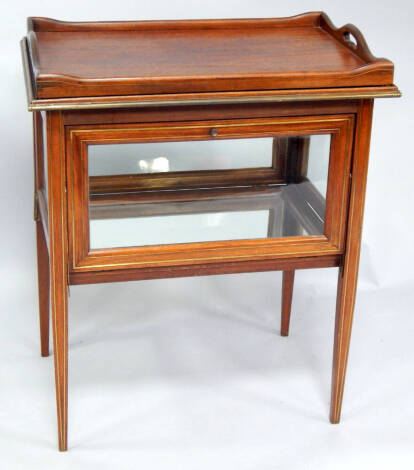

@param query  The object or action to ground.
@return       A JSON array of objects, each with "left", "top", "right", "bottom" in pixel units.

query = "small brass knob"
[{"left": 210, "top": 128, "right": 219, "bottom": 137}]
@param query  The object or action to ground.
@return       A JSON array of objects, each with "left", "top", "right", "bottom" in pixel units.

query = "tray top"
[{"left": 22, "top": 13, "right": 399, "bottom": 109}]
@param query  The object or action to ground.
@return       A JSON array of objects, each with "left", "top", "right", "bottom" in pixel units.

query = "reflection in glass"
[
  {"left": 307, "top": 135, "right": 331, "bottom": 198},
  {"left": 88, "top": 134, "right": 331, "bottom": 249},
  {"left": 91, "top": 210, "right": 271, "bottom": 249},
  {"left": 88, "top": 138, "right": 273, "bottom": 176}
]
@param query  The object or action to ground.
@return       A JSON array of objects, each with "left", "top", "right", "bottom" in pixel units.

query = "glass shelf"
[{"left": 89, "top": 184, "right": 324, "bottom": 249}]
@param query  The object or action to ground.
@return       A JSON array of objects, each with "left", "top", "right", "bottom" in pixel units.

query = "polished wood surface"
[
  {"left": 46, "top": 111, "right": 69, "bottom": 451},
  {"left": 36, "top": 220, "right": 50, "bottom": 357},
  {"left": 23, "top": 14, "right": 399, "bottom": 451},
  {"left": 24, "top": 13, "right": 396, "bottom": 102},
  {"left": 330, "top": 99, "right": 374, "bottom": 423},
  {"left": 25, "top": 84, "right": 402, "bottom": 111},
  {"left": 33, "top": 112, "right": 50, "bottom": 357},
  {"left": 70, "top": 255, "right": 340, "bottom": 285},
  {"left": 62, "top": 100, "right": 360, "bottom": 125},
  {"left": 33, "top": 94, "right": 390, "bottom": 451},
  {"left": 281, "top": 271, "right": 295, "bottom": 336},
  {"left": 66, "top": 115, "right": 352, "bottom": 273},
  {"left": 89, "top": 167, "right": 284, "bottom": 194}
]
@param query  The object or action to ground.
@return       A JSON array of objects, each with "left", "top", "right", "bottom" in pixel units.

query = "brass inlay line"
[
  {"left": 73, "top": 248, "right": 340, "bottom": 270},
  {"left": 67, "top": 116, "right": 351, "bottom": 271},
  {"left": 28, "top": 90, "right": 402, "bottom": 111},
  {"left": 87, "top": 237, "right": 329, "bottom": 259}
]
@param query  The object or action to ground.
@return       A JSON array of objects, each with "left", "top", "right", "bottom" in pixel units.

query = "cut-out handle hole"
[{"left": 343, "top": 32, "right": 358, "bottom": 48}]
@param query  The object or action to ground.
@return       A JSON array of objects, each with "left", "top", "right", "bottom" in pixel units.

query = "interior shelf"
[{"left": 88, "top": 184, "right": 325, "bottom": 249}]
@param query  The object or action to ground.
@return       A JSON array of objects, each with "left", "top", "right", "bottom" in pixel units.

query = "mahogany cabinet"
[{"left": 21, "top": 13, "right": 400, "bottom": 450}]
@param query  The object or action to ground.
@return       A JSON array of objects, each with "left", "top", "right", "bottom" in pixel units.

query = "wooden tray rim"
[{"left": 22, "top": 12, "right": 401, "bottom": 108}]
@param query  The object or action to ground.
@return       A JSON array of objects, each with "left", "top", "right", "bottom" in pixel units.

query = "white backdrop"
[{"left": 0, "top": 1, "right": 413, "bottom": 469}]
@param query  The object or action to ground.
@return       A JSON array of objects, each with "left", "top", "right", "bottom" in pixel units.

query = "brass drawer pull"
[{"left": 210, "top": 127, "right": 219, "bottom": 137}]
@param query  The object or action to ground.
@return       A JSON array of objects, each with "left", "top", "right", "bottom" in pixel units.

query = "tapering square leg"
[
  {"left": 281, "top": 270, "right": 295, "bottom": 336},
  {"left": 33, "top": 111, "right": 50, "bottom": 357},
  {"left": 46, "top": 111, "right": 69, "bottom": 451},
  {"left": 330, "top": 99, "right": 373, "bottom": 423},
  {"left": 50, "top": 260, "right": 68, "bottom": 451},
  {"left": 36, "top": 220, "right": 50, "bottom": 357},
  {"left": 330, "top": 264, "right": 358, "bottom": 423}
]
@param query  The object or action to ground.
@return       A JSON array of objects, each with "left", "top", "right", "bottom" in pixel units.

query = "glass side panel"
[
  {"left": 88, "top": 134, "right": 331, "bottom": 249},
  {"left": 307, "top": 134, "right": 331, "bottom": 197},
  {"left": 89, "top": 138, "right": 274, "bottom": 176}
]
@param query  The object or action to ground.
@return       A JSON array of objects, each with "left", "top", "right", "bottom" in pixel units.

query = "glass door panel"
[
  {"left": 89, "top": 138, "right": 274, "bottom": 175},
  {"left": 88, "top": 133, "right": 331, "bottom": 249}
]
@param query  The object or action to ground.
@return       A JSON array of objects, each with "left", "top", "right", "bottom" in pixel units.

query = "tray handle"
[{"left": 320, "top": 13, "right": 379, "bottom": 63}]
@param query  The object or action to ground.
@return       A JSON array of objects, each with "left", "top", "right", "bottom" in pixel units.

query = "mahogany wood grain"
[
  {"left": 90, "top": 185, "right": 280, "bottom": 205},
  {"left": 70, "top": 255, "right": 340, "bottom": 285},
  {"left": 29, "top": 14, "right": 322, "bottom": 32},
  {"left": 67, "top": 115, "right": 352, "bottom": 273},
  {"left": 46, "top": 111, "right": 69, "bottom": 451},
  {"left": 319, "top": 13, "right": 384, "bottom": 65},
  {"left": 36, "top": 220, "right": 50, "bottom": 357},
  {"left": 285, "top": 136, "right": 310, "bottom": 183},
  {"left": 62, "top": 100, "right": 360, "bottom": 126},
  {"left": 22, "top": 14, "right": 400, "bottom": 451},
  {"left": 89, "top": 189, "right": 283, "bottom": 220},
  {"left": 33, "top": 111, "right": 44, "bottom": 220},
  {"left": 25, "top": 13, "right": 395, "bottom": 100},
  {"left": 33, "top": 112, "right": 50, "bottom": 356},
  {"left": 281, "top": 271, "right": 295, "bottom": 336},
  {"left": 32, "top": 110, "right": 50, "bottom": 248},
  {"left": 26, "top": 86, "right": 400, "bottom": 112},
  {"left": 89, "top": 167, "right": 284, "bottom": 194},
  {"left": 330, "top": 99, "right": 374, "bottom": 423}
]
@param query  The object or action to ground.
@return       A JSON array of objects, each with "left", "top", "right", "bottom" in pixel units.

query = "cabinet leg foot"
[
  {"left": 281, "top": 270, "right": 295, "bottom": 336},
  {"left": 329, "top": 100, "right": 374, "bottom": 423},
  {"left": 50, "top": 261, "right": 68, "bottom": 451},
  {"left": 47, "top": 111, "right": 69, "bottom": 450},
  {"left": 330, "top": 265, "right": 359, "bottom": 424}
]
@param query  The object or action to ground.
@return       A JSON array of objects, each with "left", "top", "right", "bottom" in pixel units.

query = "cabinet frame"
[
  {"left": 23, "top": 12, "right": 399, "bottom": 452},
  {"left": 66, "top": 114, "right": 354, "bottom": 274}
]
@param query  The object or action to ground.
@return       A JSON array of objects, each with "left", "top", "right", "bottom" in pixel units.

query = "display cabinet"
[{"left": 21, "top": 13, "right": 400, "bottom": 450}]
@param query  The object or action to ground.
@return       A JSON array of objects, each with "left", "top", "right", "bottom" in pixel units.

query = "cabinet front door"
[{"left": 66, "top": 115, "right": 354, "bottom": 272}]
